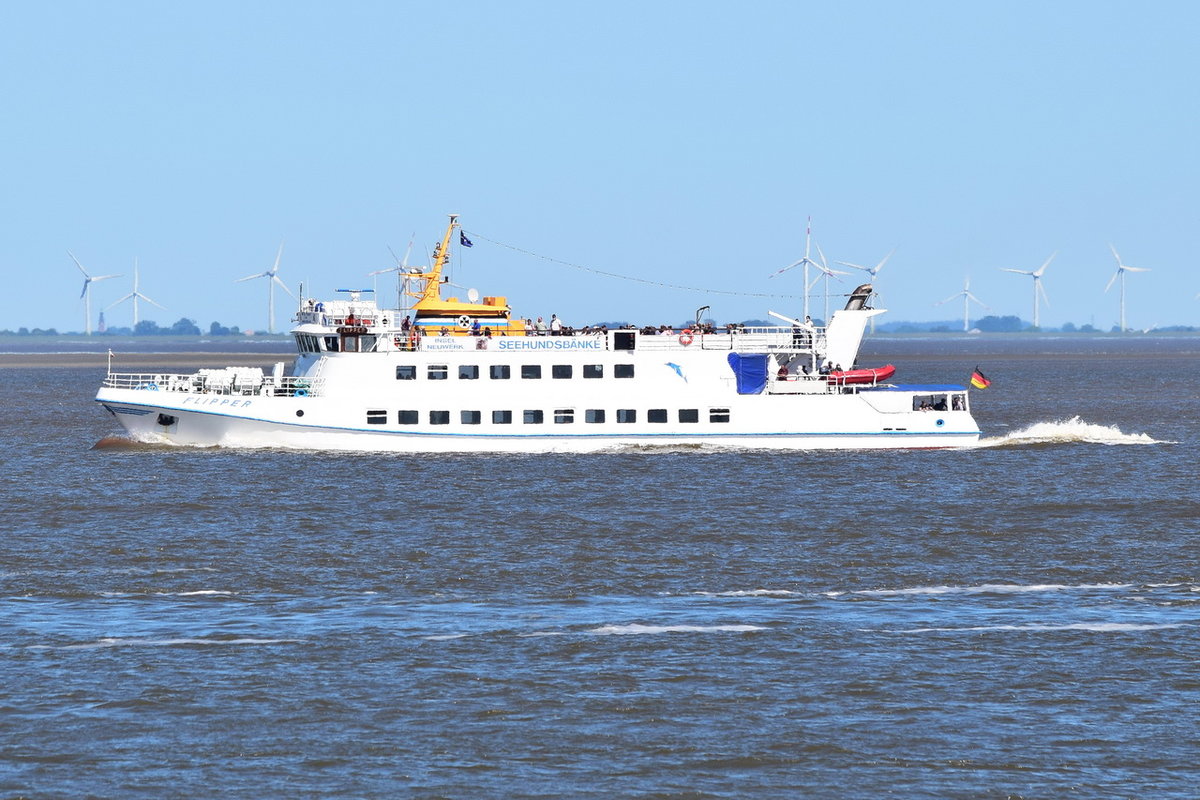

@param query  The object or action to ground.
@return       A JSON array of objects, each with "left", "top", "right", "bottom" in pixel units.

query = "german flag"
[{"left": 970, "top": 367, "right": 991, "bottom": 390}]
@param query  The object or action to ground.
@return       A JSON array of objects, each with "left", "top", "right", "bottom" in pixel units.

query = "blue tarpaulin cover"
[{"left": 727, "top": 353, "right": 768, "bottom": 394}]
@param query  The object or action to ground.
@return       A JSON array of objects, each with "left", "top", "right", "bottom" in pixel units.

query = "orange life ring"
[{"left": 679, "top": 329, "right": 694, "bottom": 346}]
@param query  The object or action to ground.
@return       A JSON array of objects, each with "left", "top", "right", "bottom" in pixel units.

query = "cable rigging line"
[{"left": 461, "top": 229, "right": 802, "bottom": 300}]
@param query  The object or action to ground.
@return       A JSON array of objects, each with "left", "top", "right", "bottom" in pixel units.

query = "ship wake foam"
[{"left": 975, "top": 416, "right": 1167, "bottom": 447}]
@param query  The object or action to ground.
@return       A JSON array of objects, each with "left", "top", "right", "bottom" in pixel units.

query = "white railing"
[{"left": 102, "top": 372, "right": 324, "bottom": 397}]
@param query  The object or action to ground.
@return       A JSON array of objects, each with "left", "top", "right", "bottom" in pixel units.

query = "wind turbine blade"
[
  {"left": 768, "top": 260, "right": 804, "bottom": 278},
  {"left": 236, "top": 272, "right": 267, "bottom": 282},
  {"left": 807, "top": 274, "right": 822, "bottom": 291},
  {"left": 93, "top": 274, "right": 121, "bottom": 281},
  {"left": 1109, "top": 243, "right": 1122, "bottom": 265},
  {"left": 1104, "top": 271, "right": 1119, "bottom": 292},
  {"left": 874, "top": 248, "right": 896, "bottom": 273},
  {"left": 68, "top": 251, "right": 89, "bottom": 277},
  {"left": 1034, "top": 251, "right": 1057, "bottom": 276},
  {"left": 934, "top": 293, "right": 960, "bottom": 306},
  {"left": 401, "top": 235, "right": 414, "bottom": 268},
  {"left": 966, "top": 293, "right": 988, "bottom": 309},
  {"left": 1000, "top": 268, "right": 1034, "bottom": 275},
  {"left": 836, "top": 260, "right": 871, "bottom": 273},
  {"left": 1124, "top": 266, "right": 1150, "bottom": 273},
  {"left": 142, "top": 295, "right": 167, "bottom": 310},
  {"left": 815, "top": 243, "right": 829, "bottom": 270},
  {"left": 1038, "top": 280, "right": 1050, "bottom": 307},
  {"left": 273, "top": 275, "right": 297, "bottom": 299},
  {"left": 272, "top": 242, "right": 285, "bottom": 273},
  {"left": 106, "top": 294, "right": 134, "bottom": 309}
]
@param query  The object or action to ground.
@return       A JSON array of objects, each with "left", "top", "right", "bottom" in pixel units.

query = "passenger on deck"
[
  {"left": 933, "top": 398, "right": 948, "bottom": 411},
  {"left": 550, "top": 314, "right": 563, "bottom": 335},
  {"left": 535, "top": 316, "right": 548, "bottom": 335},
  {"left": 777, "top": 364, "right": 789, "bottom": 381},
  {"left": 401, "top": 315, "right": 411, "bottom": 333}
]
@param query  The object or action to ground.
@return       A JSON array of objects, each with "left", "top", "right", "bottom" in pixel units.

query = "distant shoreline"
[{"left": 0, "top": 352, "right": 291, "bottom": 369}]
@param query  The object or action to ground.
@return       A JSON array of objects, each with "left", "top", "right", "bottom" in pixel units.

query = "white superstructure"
[{"left": 96, "top": 216, "right": 982, "bottom": 452}]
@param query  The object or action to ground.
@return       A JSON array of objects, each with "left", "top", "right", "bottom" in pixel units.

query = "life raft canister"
[{"left": 678, "top": 329, "right": 694, "bottom": 346}]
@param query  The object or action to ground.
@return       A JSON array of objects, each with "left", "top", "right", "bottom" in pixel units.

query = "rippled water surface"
[{"left": 3, "top": 336, "right": 1199, "bottom": 798}]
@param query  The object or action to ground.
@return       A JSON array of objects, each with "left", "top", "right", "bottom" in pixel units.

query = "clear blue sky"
[{"left": 3, "top": 0, "right": 1197, "bottom": 333}]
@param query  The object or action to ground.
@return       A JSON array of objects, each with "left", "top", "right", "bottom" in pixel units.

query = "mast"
[{"left": 412, "top": 214, "right": 459, "bottom": 307}]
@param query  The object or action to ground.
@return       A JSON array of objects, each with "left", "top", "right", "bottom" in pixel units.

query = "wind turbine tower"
[
  {"left": 935, "top": 277, "right": 989, "bottom": 332},
  {"left": 107, "top": 258, "right": 166, "bottom": 327},
  {"left": 768, "top": 217, "right": 823, "bottom": 321},
  {"left": 68, "top": 251, "right": 122, "bottom": 336},
  {"left": 236, "top": 243, "right": 296, "bottom": 333},
  {"left": 1000, "top": 252, "right": 1055, "bottom": 329},
  {"left": 1105, "top": 244, "right": 1150, "bottom": 333},
  {"left": 808, "top": 244, "right": 850, "bottom": 323}
]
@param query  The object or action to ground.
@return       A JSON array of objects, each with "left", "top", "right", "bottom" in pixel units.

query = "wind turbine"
[
  {"left": 808, "top": 244, "right": 851, "bottom": 323},
  {"left": 106, "top": 258, "right": 165, "bottom": 328},
  {"left": 837, "top": 247, "right": 896, "bottom": 282},
  {"left": 768, "top": 216, "right": 821, "bottom": 321},
  {"left": 236, "top": 242, "right": 295, "bottom": 333},
  {"left": 68, "top": 251, "right": 121, "bottom": 335},
  {"left": 1000, "top": 252, "right": 1055, "bottom": 329},
  {"left": 1104, "top": 244, "right": 1150, "bottom": 333},
  {"left": 838, "top": 247, "right": 895, "bottom": 333},
  {"left": 368, "top": 236, "right": 417, "bottom": 313},
  {"left": 935, "top": 277, "right": 989, "bottom": 332}
]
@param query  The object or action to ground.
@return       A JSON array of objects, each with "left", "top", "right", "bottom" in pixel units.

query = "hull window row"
[
  {"left": 397, "top": 364, "right": 635, "bottom": 381},
  {"left": 375, "top": 408, "right": 732, "bottom": 426}
]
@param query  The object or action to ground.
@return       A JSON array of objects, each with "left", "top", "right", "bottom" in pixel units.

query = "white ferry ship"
[{"left": 96, "top": 215, "right": 982, "bottom": 452}]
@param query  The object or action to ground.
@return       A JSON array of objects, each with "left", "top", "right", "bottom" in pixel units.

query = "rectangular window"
[
  {"left": 648, "top": 409, "right": 668, "bottom": 423},
  {"left": 429, "top": 410, "right": 450, "bottom": 425},
  {"left": 395, "top": 365, "right": 417, "bottom": 380},
  {"left": 613, "top": 331, "right": 636, "bottom": 351},
  {"left": 459, "top": 365, "right": 479, "bottom": 380},
  {"left": 614, "top": 364, "right": 635, "bottom": 379},
  {"left": 552, "top": 364, "right": 572, "bottom": 379},
  {"left": 678, "top": 409, "right": 699, "bottom": 423},
  {"left": 490, "top": 365, "right": 511, "bottom": 380},
  {"left": 366, "top": 410, "right": 387, "bottom": 425},
  {"left": 585, "top": 409, "right": 605, "bottom": 423},
  {"left": 324, "top": 336, "right": 339, "bottom": 352},
  {"left": 523, "top": 409, "right": 544, "bottom": 424},
  {"left": 617, "top": 409, "right": 637, "bottom": 423},
  {"left": 709, "top": 408, "right": 731, "bottom": 423},
  {"left": 428, "top": 365, "right": 448, "bottom": 380},
  {"left": 492, "top": 410, "right": 512, "bottom": 424},
  {"left": 554, "top": 408, "right": 574, "bottom": 424},
  {"left": 521, "top": 364, "right": 542, "bottom": 379},
  {"left": 397, "top": 410, "right": 418, "bottom": 425},
  {"left": 583, "top": 364, "right": 603, "bottom": 379},
  {"left": 461, "top": 410, "right": 481, "bottom": 425}
]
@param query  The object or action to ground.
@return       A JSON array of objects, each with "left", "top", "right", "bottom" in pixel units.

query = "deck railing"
[{"left": 102, "top": 372, "right": 324, "bottom": 397}]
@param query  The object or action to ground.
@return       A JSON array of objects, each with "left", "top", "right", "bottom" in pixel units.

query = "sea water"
[{"left": 2, "top": 336, "right": 1198, "bottom": 798}]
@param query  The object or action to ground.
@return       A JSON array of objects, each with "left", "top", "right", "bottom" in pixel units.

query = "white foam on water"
[
  {"left": 975, "top": 416, "right": 1167, "bottom": 447},
  {"left": 693, "top": 589, "right": 800, "bottom": 598},
  {"left": 28, "top": 636, "right": 301, "bottom": 650},
  {"left": 885, "top": 622, "right": 1189, "bottom": 634},
  {"left": 587, "top": 623, "right": 766, "bottom": 636},
  {"left": 168, "top": 590, "right": 234, "bottom": 596},
  {"left": 423, "top": 633, "right": 469, "bottom": 641},
  {"left": 854, "top": 582, "right": 1133, "bottom": 597}
]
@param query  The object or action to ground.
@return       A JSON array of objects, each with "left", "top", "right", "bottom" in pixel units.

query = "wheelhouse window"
[
  {"left": 648, "top": 409, "right": 668, "bottom": 423},
  {"left": 521, "top": 365, "right": 542, "bottom": 379},
  {"left": 709, "top": 408, "right": 731, "bottom": 423},
  {"left": 397, "top": 410, "right": 418, "bottom": 424},
  {"left": 617, "top": 409, "right": 637, "bottom": 423},
  {"left": 428, "top": 365, "right": 448, "bottom": 380},
  {"left": 323, "top": 336, "right": 339, "bottom": 352},
  {"left": 585, "top": 409, "right": 605, "bottom": 423},
  {"left": 552, "top": 365, "right": 572, "bottom": 379},
  {"left": 493, "top": 410, "right": 512, "bottom": 424},
  {"left": 395, "top": 365, "right": 416, "bottom": 380},
  {"left": 366, "top": 410, "right": 387, "bottom": 425},
  {"left": 459, "top": 365, "right": 479, "bottom": 380},
  {"left": 678, "top": 409, "right": 699, "bottom": 423},
  {"left": 554, "top": 408, "right": 574, "bottom": 424},
  {"left": 583, "top": 364, "right": 603, "bottom": 379},
  {"left": 461, "top": 410, "right": 481, "bottom": 425},
  {"left": 614, "top": 364, "right": 635, "bottom": 379},
  {"left": 429, "top": 410, "right": 450, "bottom": 425},
  {"left": 490, "top": 365, "right": 511, "bottom": 380},
  {"left": 523, "top": 409, "right": 544, "bottom": 424}
]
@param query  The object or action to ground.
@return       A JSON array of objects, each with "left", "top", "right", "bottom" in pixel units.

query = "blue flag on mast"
[{"left": 460, "top": 232, "right": 473, "bottom": 248}]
